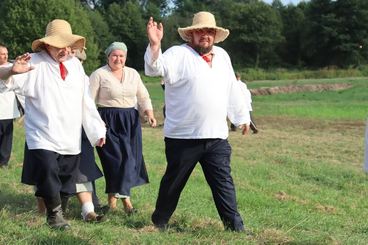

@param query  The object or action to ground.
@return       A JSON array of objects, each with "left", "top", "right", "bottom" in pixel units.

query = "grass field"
[{"left": 0, "top": 76, "right": 367, "bottom": 244}]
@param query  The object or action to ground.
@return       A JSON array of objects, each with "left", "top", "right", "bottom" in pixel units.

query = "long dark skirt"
[
  {"left": 97, "top": 107, "right": 149, "bottom": 196},
  {"left": 76, "top": 129, "right": 103, "bottom": 183}
]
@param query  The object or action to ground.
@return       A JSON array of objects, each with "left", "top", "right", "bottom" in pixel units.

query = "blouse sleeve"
[
  {"left": 89, "top": 70, "right": 100, "bottom": 101},
  {"left": 135, "top": 70, "right": 153, "bottom": 112}
]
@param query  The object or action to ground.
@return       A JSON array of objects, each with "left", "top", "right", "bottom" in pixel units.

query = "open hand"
[
  {"left": 241, "top": 124, "right": 250, "bottom": 135},
  {"left": 96, "top": 138, "right": 106, "bottom": 147},
  {"left": 12, "top": 53, "right": 33, "bottom": 74},
  {"left": 147, "top": 17, "right": 163, "bottom": 47}
]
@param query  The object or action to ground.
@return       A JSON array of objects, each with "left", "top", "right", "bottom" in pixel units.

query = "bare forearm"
[{"left": 149, "top": 43, "right": 161, "bottom": 61}]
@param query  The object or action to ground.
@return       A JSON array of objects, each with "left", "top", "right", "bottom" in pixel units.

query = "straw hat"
[
  {"left": 32, "top": 19, "right": 85, "bottom": 52},
  {"left": 177, "top": 11, "right": 229, "bottom": 43},
  {"left": 74, "top": 49, "right": 87, "bottom": 61}
]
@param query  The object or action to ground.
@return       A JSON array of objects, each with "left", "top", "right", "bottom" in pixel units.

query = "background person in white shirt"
[
  {"left": 1, "top": 19, "right": 106, "bottom": 230},
  {"left": 0, "top": 45, "right": 23, "bottom": 168},
  {"left": 231, "top": 72, "right": 258, "bottom": 134},
  {"left": 145, "top": 11, "right": 251, "bottom": 232}
]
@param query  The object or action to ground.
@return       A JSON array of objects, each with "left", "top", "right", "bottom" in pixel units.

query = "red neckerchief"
[
  {"left": 201, "top": 54, "right": 212, "bottom": 63},
  {"left": 59, "top": 62, "right": 67, "bottom": 80}
]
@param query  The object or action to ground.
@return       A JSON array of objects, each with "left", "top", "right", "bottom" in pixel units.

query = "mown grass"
[
  {"left": 236, "top": 66, "right": 368, "bottom": 81},
  {"left": 0, "top": 77, "right": 367, "bottom": 244}
]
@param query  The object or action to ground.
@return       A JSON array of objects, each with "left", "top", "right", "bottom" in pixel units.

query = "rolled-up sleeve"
[{"left": 136, "top": 75, "right": 153, "bottom": 112}]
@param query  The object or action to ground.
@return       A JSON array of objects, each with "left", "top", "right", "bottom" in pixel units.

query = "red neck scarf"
[
  {"left": 201, "top": 54, "right": 212, "bottom": 63},
  {"left": 59, "top": 62, "right": 67, "bottom": 80}
]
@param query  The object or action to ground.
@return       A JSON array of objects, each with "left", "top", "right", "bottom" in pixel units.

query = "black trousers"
[
  {"left": 22, "top": 146, "right": 80, "bottom": 199},
  {"left": 152, "top": 138, "right": 244, "bottom": 231},
  {"left": 0, "top": 119, "right": 13, "bottom": 165}
]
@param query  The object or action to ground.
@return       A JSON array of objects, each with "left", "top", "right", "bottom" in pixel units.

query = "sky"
[{"left": 263, "top": 0, "right": 309, "bottom": 5}]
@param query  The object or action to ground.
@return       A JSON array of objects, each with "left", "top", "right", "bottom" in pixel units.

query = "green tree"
[
  {"left": 105, "top": 1, "right": 147, "bottom": 69},
  {"left": 222, "top": 1, "right": 283, "bottom": 68},
  {"left": 301, "top": 0, "right": 339, "bottom": 67},
  {"left": 88, "top": 9, "right": 114, "bottom": 65},
  {"left": 278, "top": 4, "right": 306, "bottom": 67},
  {"left": 0, "top": 0, "right": 100, "bottom": 73},
  {"left": 332, "top": 0, "right": 368, "bottom": 67}
]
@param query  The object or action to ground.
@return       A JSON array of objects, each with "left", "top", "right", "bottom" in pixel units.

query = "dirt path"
[{"left": 250, "top": 83, "right": 352, "bottom": 96}]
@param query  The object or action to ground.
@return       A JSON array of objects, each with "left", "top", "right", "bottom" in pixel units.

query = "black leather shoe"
[{"left": 46, "top": 205, "right": 70, "bottom": 230}]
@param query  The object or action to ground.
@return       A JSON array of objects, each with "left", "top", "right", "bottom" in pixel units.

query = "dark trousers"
[
  {"left": 152, "top": 138, "right": 244, "bottom": 231},
  {"left": 22, "top": 147, "right": 80, "bottom": 199},
  {"left": 0, "top": 119, "right": 13, "bottom": 165}
]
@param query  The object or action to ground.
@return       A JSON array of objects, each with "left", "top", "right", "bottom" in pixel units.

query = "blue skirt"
[
  {"left": 97, "top": 107, "right": 149, "bottom": 196},
  {"left": 76, "top": 129, "right": 103, "bottom": 183}
]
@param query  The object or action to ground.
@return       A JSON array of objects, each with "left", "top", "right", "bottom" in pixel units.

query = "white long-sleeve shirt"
[
  {"left": 237, "top": 80, "right": 253, "bottom": 111},
  {"left": 2, "top": 51, "right": 106, "bottom": 154},
  {"left": 0, "top": 63, "right": 21, "bottom": 120},
  {"left": 145, "top": 44, "right": 250, "bottom": 139}
]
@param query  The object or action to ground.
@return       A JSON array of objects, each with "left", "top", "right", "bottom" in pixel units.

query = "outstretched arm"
[
  {"left": 0, "top": 53, "right": 32, "bottom": 81},
  {"left": 146, "top": 17, "right": 164, "bottom": 61}
]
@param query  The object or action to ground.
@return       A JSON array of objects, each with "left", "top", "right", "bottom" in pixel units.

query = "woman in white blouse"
[{"left": 89, "top": 42, "right": 156, "bottom": 214}]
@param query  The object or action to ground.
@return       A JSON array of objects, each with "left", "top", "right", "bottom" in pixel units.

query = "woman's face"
[{"left": 108, "top": 49, "right": 127, "bottom": 71}]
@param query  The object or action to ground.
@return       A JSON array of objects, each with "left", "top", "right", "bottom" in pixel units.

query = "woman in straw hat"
[
  {"left": 145, "top": 11, "right": 251, "bottom": 232},
  {"left": 1, "top": 19, "right": 106, "bottom": 230},
  {"left": 89, "top": 42, "right": 156, "bottom": 214}
]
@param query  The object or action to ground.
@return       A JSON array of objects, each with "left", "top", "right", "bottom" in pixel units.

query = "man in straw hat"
[
  {"left": 145, "top": 11, "right": 251, "bottom": 232},
  {"left": 1, "top": 19, "right": 106, "bottom": 230}
]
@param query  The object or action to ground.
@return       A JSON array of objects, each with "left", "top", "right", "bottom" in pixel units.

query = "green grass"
[
  {"left": 0, "top": 77, "right": 367, "bottom": 244},
  {"left": 236, "top": 67, "right": 368, "bottom": 81},
  {"left": 251, "top": 77, "right": 368, "bottom": 120}
]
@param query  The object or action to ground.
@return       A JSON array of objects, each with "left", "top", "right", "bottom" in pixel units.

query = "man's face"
[
  {"left": 46, "top": 45, "right": 70, "bottom": 62},
  {"left": 0, "top": 47, "right": 9, "bottom": 65},
  {"left": 190, "top": 28, "right": 216, "bottom": 55}
]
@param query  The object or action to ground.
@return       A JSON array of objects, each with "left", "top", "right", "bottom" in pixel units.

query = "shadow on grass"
[
  {"left": 21, "top": 234, "right": 95, "bottom": 245},
  {"left": 0, "top": 187, "right": 35, "bottom": 214}
]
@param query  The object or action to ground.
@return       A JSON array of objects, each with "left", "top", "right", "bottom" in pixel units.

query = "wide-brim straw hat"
[
  {"left": 74, "top": 49, "right": 87, "bottom": 61},
  {"left": 177, "top": 11, "right": 229, "bottom": 43},
  {"left": 32, "top": 19, "right": 85, "bottom": 52}
]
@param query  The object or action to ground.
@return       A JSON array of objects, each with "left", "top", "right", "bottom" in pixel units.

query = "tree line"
[{"left": 0, "top": 0, "right": 367, "bottom": 74}]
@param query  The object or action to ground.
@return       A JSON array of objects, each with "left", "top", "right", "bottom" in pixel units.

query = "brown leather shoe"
[
  {"left": 124, "top": 207, "right": 138, "bottom": 216},
  {"left": 84, "top": 212, "right": 105, "bottom": 222}
]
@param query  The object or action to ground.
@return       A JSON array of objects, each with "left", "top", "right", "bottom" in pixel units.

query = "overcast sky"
[{"left": 263, "top": 0, "right": 309, "bottom": 5}]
